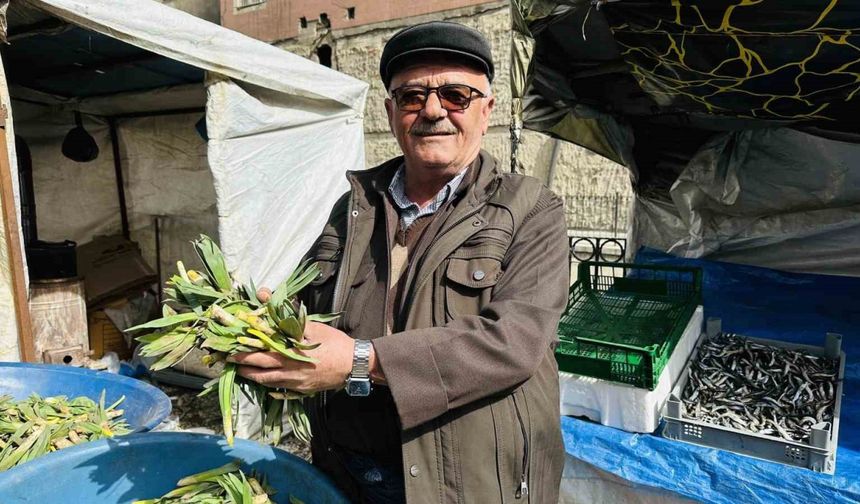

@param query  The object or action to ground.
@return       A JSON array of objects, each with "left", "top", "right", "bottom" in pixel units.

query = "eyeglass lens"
[{"left": 395, "top": 85, "right": 480, "bottom": 111}]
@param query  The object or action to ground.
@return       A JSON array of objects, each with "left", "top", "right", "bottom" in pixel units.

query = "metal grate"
[
  {"left": 564, "top": 193, "right": 632, "bottom": 233},
  {"left": 569, "top": 236, "right": 627, "bottom": 263}
]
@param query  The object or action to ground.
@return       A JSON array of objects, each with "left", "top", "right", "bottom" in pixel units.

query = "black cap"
[{"left": 380, "top": 21, "right": 494, "bottom": 89}]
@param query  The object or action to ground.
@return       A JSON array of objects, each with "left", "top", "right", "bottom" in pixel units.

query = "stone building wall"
[
  {"left": 219, "top": 0, "right": 633, "bottom": 234},
  {"left": 159, "top": 0, "right": 220, "bottom": 23},
  {"left": 275, "top": 1, "right": 633, "bottom": 234}
]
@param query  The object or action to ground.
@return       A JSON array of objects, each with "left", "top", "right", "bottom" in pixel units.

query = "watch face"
[{"left": 347, "top": 379, "right": 372, "bottom": 397}]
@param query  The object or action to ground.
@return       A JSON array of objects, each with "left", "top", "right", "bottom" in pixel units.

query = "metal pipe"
[{"left": 107, "top": 118, "right": 130, "bottom": 240}]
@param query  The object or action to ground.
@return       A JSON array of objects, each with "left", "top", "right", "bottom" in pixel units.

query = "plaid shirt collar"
[{"left": 388, "top": 164, "right": 468, "bottom": 230}]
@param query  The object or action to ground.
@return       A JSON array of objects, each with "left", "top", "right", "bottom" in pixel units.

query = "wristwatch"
[{"left": 345, "top": 339, "right": 372, "bottom": 397}]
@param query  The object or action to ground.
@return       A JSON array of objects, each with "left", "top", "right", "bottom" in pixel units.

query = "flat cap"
[{"left": 380, "top": 21, "right": 494, "bottom": 89}]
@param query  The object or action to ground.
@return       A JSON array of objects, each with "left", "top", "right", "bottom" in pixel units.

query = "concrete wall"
[{"left": 275, "top": 1, "right": 634, "bottom": 233}]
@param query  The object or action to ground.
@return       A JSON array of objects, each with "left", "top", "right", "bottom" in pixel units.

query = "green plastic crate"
[{"left": 555, "top": 261, "right": 702, "bottom": 389}]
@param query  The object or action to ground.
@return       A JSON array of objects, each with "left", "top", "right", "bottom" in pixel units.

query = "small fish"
[{"left": 682, "top": 332, "right": 839, "bottom": 443}]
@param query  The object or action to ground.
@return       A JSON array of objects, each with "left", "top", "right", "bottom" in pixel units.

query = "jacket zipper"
[
  {"left": 512, "top": 394, "right": 529, "bottom": 499},
  {"left": 326, "top": 199, "right": 355, "bottom": 409}
]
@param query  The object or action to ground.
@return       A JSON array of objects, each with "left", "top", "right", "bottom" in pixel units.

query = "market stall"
[
  {"left": 511, "top": 1, "right": 860, "bottom": 502},
  {"left": 0, "top": 0, "right": 369, "bottom": 363}
]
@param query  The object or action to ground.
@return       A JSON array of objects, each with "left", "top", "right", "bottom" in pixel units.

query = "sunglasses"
[{"left": 390, "top": 84, "right": 486, "bottom": 112}]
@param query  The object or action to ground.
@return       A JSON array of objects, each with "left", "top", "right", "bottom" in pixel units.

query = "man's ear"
[{"left": 481, "top": 95, "right": 495, "bottom": 135}]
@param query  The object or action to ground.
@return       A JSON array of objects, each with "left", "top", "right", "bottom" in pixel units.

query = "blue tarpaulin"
[{"left": 562, "top": 248, "right": 860, "bottom": 504}]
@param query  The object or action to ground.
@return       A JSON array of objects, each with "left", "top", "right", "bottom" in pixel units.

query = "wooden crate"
[
  {"left": 88, "top": 300, "right": 133, "bottom": 360},
  {"left": 29, "top": 278, "right": 89, "bottom": 365}
]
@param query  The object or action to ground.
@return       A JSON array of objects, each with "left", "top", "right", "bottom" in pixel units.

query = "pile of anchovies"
[{"left": 681, "top": 333, "right": 839, "bottom": 443}]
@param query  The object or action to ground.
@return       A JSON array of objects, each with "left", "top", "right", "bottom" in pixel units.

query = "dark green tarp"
[{"left": 511, "top": 0, "right": 860, "bottom": 177}]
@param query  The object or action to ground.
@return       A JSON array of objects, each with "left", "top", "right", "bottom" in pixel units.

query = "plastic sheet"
[
  {"left": 562, "top": 248, "right": 860, "bottom": 504},
  {"left": 629, "top": 128, "right": 860, "bottom": 277},
  {"left": 206, "top": 78, "right": 363, "bottom": 288}
]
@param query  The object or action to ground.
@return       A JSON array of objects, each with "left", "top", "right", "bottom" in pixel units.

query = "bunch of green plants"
[{"left": 128, "top": 235, "right": 335, "bottom": 445}]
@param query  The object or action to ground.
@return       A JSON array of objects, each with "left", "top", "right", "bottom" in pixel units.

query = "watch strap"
[{"left": 350, "top": 339, "right": 372, "bottom": 379}]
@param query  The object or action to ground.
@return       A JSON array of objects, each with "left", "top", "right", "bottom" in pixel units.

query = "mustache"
[{"left": 409, "top": 120, "right": 457, "bottom": 137}]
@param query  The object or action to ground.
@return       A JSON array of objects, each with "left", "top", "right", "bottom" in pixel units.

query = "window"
[
  {"left": 319, "top": 13, "right": 331, "bottom": 28},
  {"left": 347, "top": 7, "right": 356, "bottom": 19},
  {"left": 235, "top": 0, "right": 265, "bottom": 9},
  {"left": 299, "top": 16, "right": 308, "bottom": 29}
]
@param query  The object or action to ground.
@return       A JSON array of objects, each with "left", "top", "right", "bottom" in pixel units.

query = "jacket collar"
[{"left": 345, "top": 149, "right": 500, "bottom": 212}]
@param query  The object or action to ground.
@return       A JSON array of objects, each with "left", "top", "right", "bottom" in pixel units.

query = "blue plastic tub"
[
  {"left": 0, "top": 432, "right": 349, "bottom": 503},
  {"left": 0, "top": 362, "right": 170, "bottom": 432}
]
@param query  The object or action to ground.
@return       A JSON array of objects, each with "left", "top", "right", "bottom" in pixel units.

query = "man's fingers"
[
  {"left": 236, "top": 365, "right": 293, "bottom": 387},
  {"left": 256, "top": 287, "right": 272, "bottom": 303},
  {"left": 227, "top": 351, "right": 285, "bottom": 368}
]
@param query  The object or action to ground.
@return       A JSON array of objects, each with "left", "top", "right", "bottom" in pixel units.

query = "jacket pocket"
[
  {"left": 341, "top": 259, "right": 375, "bottom": 332},
  {"left": 444, "top": 257, "right": 502, "bottom": 321},
  {"left": 305, "top": 237, "right": 342, "bottom": 313}
]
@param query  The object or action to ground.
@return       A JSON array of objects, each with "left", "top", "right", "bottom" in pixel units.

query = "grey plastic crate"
[{"left": 662, "top": 318, "right": 845, "bottom": 474}]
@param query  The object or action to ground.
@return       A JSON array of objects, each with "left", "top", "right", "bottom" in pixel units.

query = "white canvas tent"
[{"left": 0, "top": 0, "right": 369, "bottom": 361}]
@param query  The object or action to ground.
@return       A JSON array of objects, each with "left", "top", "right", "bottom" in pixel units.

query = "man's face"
[{"left": 385, "top": 61, "right": 495, "bottom": 174}]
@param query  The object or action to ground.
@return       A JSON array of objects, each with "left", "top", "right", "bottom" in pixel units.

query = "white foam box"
[{"left": 558, "top": 306, "right": 703, "bottom": 433}]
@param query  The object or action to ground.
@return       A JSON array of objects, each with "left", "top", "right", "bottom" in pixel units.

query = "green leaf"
[
  {"left": 194, "top": 235, "right": 233, "bottom": 292},
  {"left": 307, "top": 312, "right": 340, "bottom": 323},
  {"left": 269, "top": 260, "right": 318, "bottom": 309},
  {"left": 220, "top": 363, "right": 238, "bottom": 446},
  {"left": 201, "top": 336, "right": 237, "bottom": 354},
  {"left": 248, "top": 329, "right": 317, "bottom": 364},
  {"left": 173, "top": 278, "right": 226, "bottom": 301},
  {"left": 126, "top": 312, "right": 199, "bottom": 332},
  {"left": 178, "top": 460, "right": 242, "bottom": 486},
  {"left": 277, "top": 317, "right": 304, "bottom": 339},
  {"left": 137, "top": 331, "right": 188, "bottom": 357},
  {"left": 135, "top": 332, "right": 165, "bottom": 344},
  {"left": 287, "top": 338, "right": 321, "bottom": 351},
  {"left": 148, "top": 331, "right": 198, "bottom": 371}
]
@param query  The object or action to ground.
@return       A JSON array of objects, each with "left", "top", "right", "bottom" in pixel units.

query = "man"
[{"left": 231, "top": 21, "right": 569, "bottom": 503}]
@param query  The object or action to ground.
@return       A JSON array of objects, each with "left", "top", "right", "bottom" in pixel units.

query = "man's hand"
[
  {"left": 229, "top": 321, "right": 354, "bottom": 394},
  {"left": 256, "top": 287, "right": 272, "bottom": 303}
]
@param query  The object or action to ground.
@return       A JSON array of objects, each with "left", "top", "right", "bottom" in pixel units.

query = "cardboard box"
[{"left": 77, "top": 235, "right": 158, "bottom": 308}]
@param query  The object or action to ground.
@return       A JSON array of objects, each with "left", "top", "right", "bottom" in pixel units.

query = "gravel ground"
[{"left": 157, "top": 384, "right": 311, "bottom": 461}]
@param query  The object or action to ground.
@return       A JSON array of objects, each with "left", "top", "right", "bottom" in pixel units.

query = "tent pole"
[
  {"left": 154, "top": 216, "right": 162, "bottom": 302},
  {"left": 108, "top": 118, "right": 130, "bottom": 240},
  {"left": 0, "top": 106, "right": 35, "bottom": 361}
]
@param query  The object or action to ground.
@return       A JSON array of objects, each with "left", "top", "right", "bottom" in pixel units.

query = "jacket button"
[
  {"left": 409, "top": 465, "right": 419, "bottom": 477},
  {"left": 472, "top": 220, "right": 481, "bottom": 227},
  {"left": 472, "top": 270, "right": 485, "bottom": 281}
]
